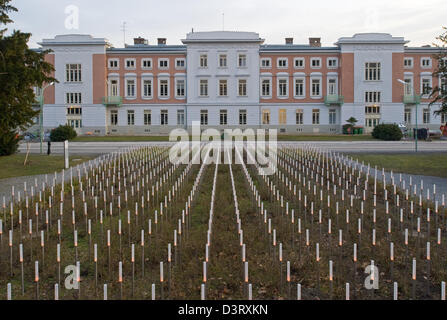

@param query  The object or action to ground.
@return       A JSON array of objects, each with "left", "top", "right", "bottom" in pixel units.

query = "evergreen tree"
[
  {"left": 430, "top": 27, "right": 447, "bottom": 118},
  {"left": 0, "top": 0, "right": 56, "bottom": 155}
]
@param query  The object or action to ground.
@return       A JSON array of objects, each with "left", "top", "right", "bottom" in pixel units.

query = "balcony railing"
[
  {"left": 102, "top": 96, "right": 123, "bottom": 107},
  {"left": 403, "top": 94, "right": 421, "bottom": 105},
  {"left": 324, "top": 94, "right": 344, "bottom": 106}
]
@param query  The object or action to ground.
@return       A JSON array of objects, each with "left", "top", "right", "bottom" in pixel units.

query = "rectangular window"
[
  {"left": 365, "top": 62, "right": 381, "bottom": 81},
  {"left": 296, "top": 109, "right": 303, "bottom": 125},
  {"left": 177, "top": 110, "right": 185, "bottom": 125},
  {"left": 262, "top": 79, "right": 271, "bottom": 97},
  {"left": 66, "top": 93, "right": 82, "bottom": 104},
  {"left": 67, "top": 107, "right": 82, "bottom": 115},
  {"left": 161, "top": 110, "right": 168, "bottom": 125},
  {"left": 239, "top": 110, "right": 247, "bottom": 125},
  {"left": 404, "top": 78, "right": 413, "bottom": 95},
  {"left": 329, "top": 109, "right": 336, "bottom": 125},
  {"left": 278, "top": 79, "right": 288, "bottom": 97},
  {"left": 200, "top": 79, "right": 208, "bottom": 96},
  {"left": 327, "top": 58, "right": 338, "bottom": 68},
  {"left": 279, "top": 109, "right": 287, "bottom": 125},
  {"left": 295, "top": 79, "right": 304, "bottom": 97},
  {"left": 421, "top": 58, "right": 432, "bottom": 68},
  {"left": 176, "top": 79, "right": 185, "bottom": 97},
  {"left": 142, "top": 59, "right": 152, "bottom": 69},
  {"left": 422, "top": 78, "right": 432, "bottom": 95},
  {"left": 108, "top": 59, "right": 119, "bottom": 69},
  {"left": 160, "top": 79, "right": 169, "bottom": 97},
  {"left": 365, "top": 91, "right": 381, "bottom": 104},
  {"left": 110, "top": 110, "right": 118, "bottom": 126},
  {"left": 311, "top": 58, "right": 321, "bottom": 68},
  {"left": 219, "top": 55, "right": 227, "bottom": 68},
  {"left": 144, "top": 110, "right": 152, "bottom": 125},
  {"left": 328, "top": 79, "right": 337, "bottom": 95},
  {"left": 365, "top": 106, "right": 381, "bottom": 114},
  {"left": 68, "top": 119, "right": 82, "bottom": 129},
  {"left": 404, "top": 108, "right": 412, "bottom": 124},
  {"left": 66, "top": 64, "right": 82, "bottom": 82},
  {"left": 294, "top": 58, "right": 304, "bottom": 69},
  {"left": 423, "top": 108, "right": 430, "bottom": 124},
  {"left": 200, "top": 110, "right": 208, "bottom": 125},
  {"left": 441, "top": 113, "right": 447, "bottom": 124},
  {"left": 219, "top": 80, "right": 228, "bottom": 96},
  {"left": 200, "top": 54, "right": 208, "bottom": 68},
  {"left": 126, "top": 79, "right": 136, "bottom": 98},
  {"left": 312, "top": 109, "right": 320, "bottom": 125},
  {"left": 238, "top": 54, "right": 247, "bottom": 67},
  {"left": 441, "top": 77, "right": 447, "bottom": 93},
  {"left": 220, "top": 110, "right": 228, "bottom": 125},
  {"left": 159, "top": 59, "right": 169, "bottom": 69},
  {"left": 278, "top": 58, "right": 288, "bottom": 68},
  {"left": 238, "top": 79, "right": 247, "bottom": 96},
  {"left": 261, "top": 58, "right": 271, "bottom": 68},
  {"left": 176, "top": 59, "right": 185, "bottom": 69},
  {"left": 127, "top": 110, "right": 135, "bottom": 126},
  {"left": 262, "top": 110, "right": 270, "bottom": 125},
  {"left": 109, "top": 79, "right": 119, "bottom": 96},
  {"left": 125, "top": 59, "right": 136, "bottom": 69},
  {"left": 143, "top": 79, "right": 152, "bottom": 98},
  {"left": 311, "top": 79, "right": 321, "bottom": 97},
  {"left": 404, "top": 58, "right": 413, "bottom": 68}
]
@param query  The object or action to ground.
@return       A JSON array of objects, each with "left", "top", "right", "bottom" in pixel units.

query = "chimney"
[
  {"left": 157, "top": 38, "right": 167, "bottom": 45},
  {"left": 309, "top": 37, "right": 321, "bottom": 47},
  {"left": 285, "top": 37, "right": 294, "bottom": 45},
  {"left": 133, "top": 37, "right": 148, "bottom": 45}
]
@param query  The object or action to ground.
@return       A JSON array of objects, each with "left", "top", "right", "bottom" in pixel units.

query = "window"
[
  {"left": 278, "top": 79, "right": 288, "bottom": 97},
  {"left": 404, "top": 108, "right": 412, "bottom": 124},
  {"left": 125, "top": 59, "right": 136, "bottom": 69},
  {"left": 365, "top": 62, "right": 381, "bottom": 81},
  {"left": 294, "top": 58, "right": 304, "bottom": 69},
  {"left": 144, "top": 110, "right": 152, "bottom": 125},
  {"left": 327, "top": 58, "right": 338, "bottom": 68},
  {"left": 422, "top": 78, "right": 432, "bottom": 95},
  {"left": 365, "top": 91, "right": 381, "bottom": 104},
  {"left": 158, "top": 59, "right": 169, "bottom": 69},
  {"left": 441, "top": 77, "right": 447, "bottom": 93},
  {"left": 365, "top": 106, "right": 381, "bottom": 114},
  {"left": 294, "top": 79, "right": 304, "bottom": 97},
  {"left": 159, "top": 79, "right": 169, "bottom": 97},
  {"left": 200, "top": 79, "right": 208, "bottom": 97},
  {"left": 108, "top": 59, "right": 119, "bottom": 69},
  {"left": 311, "top": 79, "right": 321, "bottom": 97},
  {"left": 404, "top": 58, "right": 413, "bottom": 68},
  {"left": 279, "top": 109, "right": 287, "bottom": 125},
  {"left": 239, "top": 110, "right": 247, "bottom": 125},
  {"left": 200, "top": 110, "right": 208, "bottom": 125},
  {"left": 261, "top": 79, "right": 271, "bottom": 97},
  {"left": 143, "top": 79, "right": 152, "bottom": 98},
  {"left": 67, "top": 107, "right": 82, "bottom": 115},
  {"left": 161, "top": 110, "right": 168, "bottom": 125},
  {"left": 219, "top": 55, "right": 227, "bottom": 68},
  {"left": 220, "top": 110, "right": 227, "bottom": 125},
  {"left": 68, "top": 119, "right": 82, "bottom": 129},
  {"left": 219, "top": 80, "right": 228, "bottom": 96},
  {"left": 423, "top": 108, "right": 430, "bottom": 124},
  {"left": 261, "top": 58, "right": 271, "bottom": 68},
  {"left": 177, "top": 110, "right": 185, "bottom": 125},
  {"left": 329, "top": 109, "right": 336, "bottom": 125},
  {"left": 127, "top": 110, "right": 135, "bottom": 126},
  {"left": 142, "top": 59, "right": 152, "bottom": 69},
  {"left": 109, "top": 79, "right": 119, "bottom": 96},
  {"left": 328, "top": 78, "right": 337, "bottom": 95},
  {"left": 238, "top": 54, "right": 247, "bottom": 68},
  {"left": 175, "top": 59, "right": 185, "bottom": 69},
  {"left": 66, "top": 93, "right": 82, "bottom": 104},
  {"left": 200, "top": 54, "right": 208, "bottom": 68},
  {"left": 278, "top": 58, "right": 288, "bottom": 68},
  {"left": 262, "top": 110, "right": 270, "bottom": 125},
  {"left": 176, "top": 79, "right": 185, "bottom": 98},
  {"left": 311, "top": 58, "right": 321, "bottom": 69},
  {"left": 110, "top": 110, "right": 118, "bottom": 126},
  {"left": 296, "top": 109, "right": 303, "bottom": 125},
  {"left": 441, "top": 113, "right": 447, "bottom": 124},
  {"left": 421, "top": 58, "right": 432, "bottom": 68},
  {"left": 312, "top": 109, "right": 320, "bottom": 125},
  {"left": 404, "top": 78, "right": 413, "bottom": 95},
  {"left": 126, "top": 79, "right": 136, "bottom": 98},
  {"left": 238, "top": 79, "right": 247, "bottom": 96},
  {"left": 65, "top": 64, "right": 82, "bottom": 82}
]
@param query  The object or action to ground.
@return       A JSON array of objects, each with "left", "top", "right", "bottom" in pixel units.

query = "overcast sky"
[{"left": 8, "top": 0, "right": 447, "bottom": 48}]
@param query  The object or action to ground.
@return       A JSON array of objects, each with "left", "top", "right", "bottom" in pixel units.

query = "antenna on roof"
[
  {"left": 121, "top": 22, "right": 127, "bottom": 47},
  {"left": 222, "top": 12, "right": 225, "bottom": 31}
]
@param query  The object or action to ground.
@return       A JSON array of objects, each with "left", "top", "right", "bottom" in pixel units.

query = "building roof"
[
  {"left": 182, "top": 31, "right": 264, "bottom": 44},
  {"left": 39, "top": 34, "right": 107, "bottom": 46},
  {"left": 260, "top": 44, "right": 340, "bottom": 53},
  {"left": 107, "top": 45, "right": 186, "bottom": 54}
]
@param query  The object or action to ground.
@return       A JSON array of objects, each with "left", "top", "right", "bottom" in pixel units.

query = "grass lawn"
[
  {"left": 73, "top": 134, "right": 374, "bottom": 142},
  {"left": 0, "top": 154, "right": 94, "bottom": 180},
  {"left": 346, "top": 153, "right": 447, "bottom": 178}
]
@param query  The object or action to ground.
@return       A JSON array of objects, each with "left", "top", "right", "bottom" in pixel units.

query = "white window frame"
[
  {"left": 108, "top": 59, "right": 119, "bottom": 70},
  {"left": 160, "top": 110, "right": 169, "bottom": 126},
  {"left": 238, "top": 79, "right": 248, "bottom": 97},
  {"left": 200, "top": 110, "right": 209, "bottom": 126},
  {"left": 310, "top": 77, "right": 322, "bottom": 98},
  {"left": 199, "top": 54, "right": 208, "bottom": 68},
  {"left": 144, "top": 110, "right": 152, "bottom": 126},
  {"left": 260, "top": 78, "right": 272, "bottom": 98},
  {"left": 238, "top": 54, "right": 247, "bottom": 68},
  {"left": 404, "top": 57, "right": 413, "bottom": 69},
  {"left": 175, "top": 78, "right": 186, "bottom": 99},
  {"left": 127, "top": 110, "right": 135, "bottom": 126},
  {"left": 125, "top": 58, "right": 136, "bottom": 70},
  {"left": 327, "top": 77, "right": 338, "bottom": 96},
  {"left": 404, "top": 75, "right": 414, "bottom": 95},
  {"left": 327, "top": 58, "right": 338, "bottom": 69},
  {"left": 311, "top": 58, "right": 322, "bottom": 69},
  {"left": 296, "top": 109, "right": 303, "bottom": 125},
  {"left": 365, "top": 62, "right": 381, "bottom": 81},
  {"left": 277, "top": 77, "right": 289, "bottom": 98},
  {"left": 421, "top": 76, "right": 432, "bottom": 97},
  {"left": 199, "top": 79, "right": 208, "bottom": 97},
  {"left": 175, "top": 58, "right": 186, "bottom": 70},
  {"left": 125, "top": 78, "right": 136, "bottom": 99},
  {"left": 219, "top": 54, "right": 228, "bottom": 68},
  {"left": 261, "top": 58, "right": 271, "bottom": 69},
  {"left": 277, "top": 58, "right": 288, "bottom": 69},
  {"left": 158, "top": 58, "right": 169, "bottom": 70},
  {"left": 220, "top": 109, "right": 228, "bottom": 126},
  {"left": 108, "top": 78, "right": 120, "bottom": 97},
  {"left": 177, "top": 110, "right": 185, "bottom": 126},
  {"left": 329, "top": 109, "right": 337, "bottom": 125},
  {"left": 293, "top": 77, "right": 305, "bottom": 98},
  {"left": 65, "top": 92, "right": 82, "bottom": 104},
  {"left": 421, "top": 57, "right": 432, "bottom": 69},
  {"left": 141, "top": 58, "right": 153, "bottom": 70},
  {"left": 141, "top": 77, "right": 153, "bottom": 99},
  {"left": 65, "top": 64, "right": 82, "bottom": 83},
  {"left": 219, "top": 79, "right": 228, "bottom": 97},
  {"left": 158, "top": 77, "right": 170, "bottom": 99},
  {"left": 294, "top": 58, "right": 305, "bottom": 69}
]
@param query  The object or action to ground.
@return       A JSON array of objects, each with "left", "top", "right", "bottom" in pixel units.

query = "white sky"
[{"left": 8, "top": 0, "right": 447, "bottom": 48}]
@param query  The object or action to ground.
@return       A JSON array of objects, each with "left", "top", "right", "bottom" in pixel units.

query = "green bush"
[
  {"left": 372, "top": 124, "right": 403, "bottom": 141},
  {"left": 0, "top": 130, "right": 21, "bottom": 156},
  {"left": 50, "top": 125, "right": 77, "bottom": 142}
]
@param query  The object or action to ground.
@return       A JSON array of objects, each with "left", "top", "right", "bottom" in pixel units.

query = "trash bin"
[
  {"left": 353, "top": 128, "right": 359, "bottom": 135},
  {"left": 358, "top": 127, "right": 364, "bottom": 135}
]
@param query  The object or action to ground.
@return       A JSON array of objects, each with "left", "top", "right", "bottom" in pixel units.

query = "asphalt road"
[{"left": 18, "top": 140, "right": 447, "bottom": 155}]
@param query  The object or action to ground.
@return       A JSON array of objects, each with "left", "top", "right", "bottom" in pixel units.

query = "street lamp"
[
  {"left": 39, "top": 82, "right": 54, "bottom": 154},
  {"left": 398, "top": 79, "right": 418, "bottom": 153}
]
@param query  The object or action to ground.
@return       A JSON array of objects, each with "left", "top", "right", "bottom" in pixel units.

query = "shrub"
[
  {"left": 50, "top": 125, "right": 77, "bottom": 142},
  {"left": 372, "top": 124, "right": 403, "bottom": 141},
  {"left": 0, "top": 130, "right": 21, "bottom": 156}
]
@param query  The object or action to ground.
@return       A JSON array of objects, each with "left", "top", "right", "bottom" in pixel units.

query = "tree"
[
  {"left": 0, "top": 0, "right": 56, "bottom": 155},
  {"left": 430, "top": 27, "right": 447, "bottom": 117},
  {"left": 346, "top": 117, "right": 358, "bottom": 127}
]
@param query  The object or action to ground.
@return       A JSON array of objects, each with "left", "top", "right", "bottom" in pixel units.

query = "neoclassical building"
[{"left": 33, "top": 31, "right": 445, "bottom": 135}]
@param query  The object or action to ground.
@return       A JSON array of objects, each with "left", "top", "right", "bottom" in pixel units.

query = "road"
[{"left": 18, "top": 140, "right": 447, "bottom": 155}]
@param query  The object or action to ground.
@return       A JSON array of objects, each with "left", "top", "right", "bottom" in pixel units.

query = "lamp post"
[
  {"left": 39, "top": 82, "right": 54, "bottom": 154},
  {"left": 398, "top": 79, "right": 418, "bottom": 153}
]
